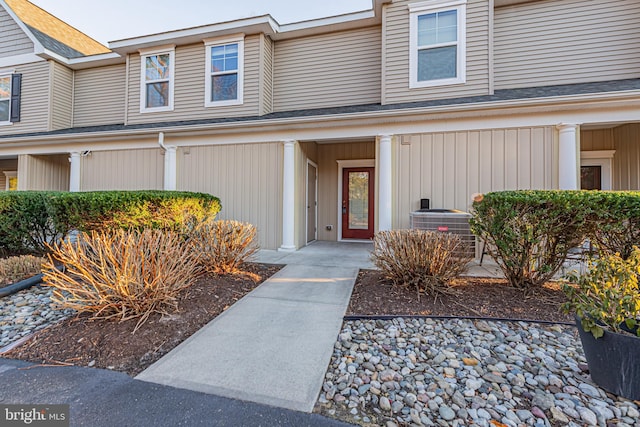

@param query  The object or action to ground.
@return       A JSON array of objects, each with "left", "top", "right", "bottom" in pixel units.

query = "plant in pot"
[{"left": 562, "top": 248, "right": 640, "bottom": 401}]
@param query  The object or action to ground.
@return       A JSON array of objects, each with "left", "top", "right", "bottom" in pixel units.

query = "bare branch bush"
[
  {"left": 371, "top": 230, "right": 472, "bottom": 298},
  {"left": 0, "top": 255, "right": 44, "bottom": 285},
  {"left": 42, "top": 229, "right": 200, "bottom": 331}
]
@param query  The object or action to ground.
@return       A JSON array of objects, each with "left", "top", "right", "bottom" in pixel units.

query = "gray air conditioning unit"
[{"left": 409, "top": 209, "right": 476, "bottom": 257}]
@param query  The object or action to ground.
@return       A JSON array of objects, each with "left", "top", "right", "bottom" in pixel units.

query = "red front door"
[{"left": 342, "top": 167, "right": 375, "bottom": 240}]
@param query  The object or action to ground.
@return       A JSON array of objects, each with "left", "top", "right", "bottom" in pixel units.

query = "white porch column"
[
  {"left": 69, "top": 151, "right": 81, "bottom": 192},
  {"left": 164, "top": 146, "right": 177, "bottom": 191},
  {"left": 378, "top": 134, "right": 393, "bottom": 231},
  {"left": 279, "top": 140, "right": 297, "bottom": 251},
  {"left": 557, "top": 124, "right": 579, "bottom": 190}
]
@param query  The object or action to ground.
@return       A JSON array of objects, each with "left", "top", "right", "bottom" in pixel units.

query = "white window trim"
[
  {"left": 139, "top": 45, "right": 175, "bottom": 113},
  {"left": 3, "top": 170, "right": 17, "bottom": 191},
  {"left": 580, "top": 150, "right": 615, "bottom": 190},
  {"left": 0, "top": 70, "right": 14, "bottom": 126},
  {"left": 409, "top": 0, "right": 467, "bottom": 89},
  {"left": 204, "top": 34, "right": 244, "bottom": 108}
]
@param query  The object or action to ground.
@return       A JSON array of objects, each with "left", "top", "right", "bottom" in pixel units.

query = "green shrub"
[
  {"left": 0, "top": 191, "right": 221, "bottom": 255},
  {"left": 470, "top": 191, "right": 593, "bottom": 289},
  {"left": 371, "top": 229, "right": 471, "bottom": 297},
  {"left": 189, "top": 220, "right": 259, "bottom": 277},
  {"left": 562, "top": 248, "right": 640, "bottom": 338}
]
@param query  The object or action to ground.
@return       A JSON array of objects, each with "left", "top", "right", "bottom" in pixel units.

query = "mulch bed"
[
  {"left": 348, "top": 270, "right": 572, "bottom": 323},
  {"left": 4, "top": 263, "right": 282, "bottom": 376}
]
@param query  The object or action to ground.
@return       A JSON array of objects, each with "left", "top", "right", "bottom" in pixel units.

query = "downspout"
[{"left": 158, "top": 132, "right": 177, "bottom": 191}]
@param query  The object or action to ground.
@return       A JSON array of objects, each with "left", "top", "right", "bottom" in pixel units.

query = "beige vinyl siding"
[
  {"left": 16, "top": 154, "right": 69, "bottom": 190},
  {"left": 295, "top": 141, "right": 319, "bottom": 248},
  {"left": 0, "top": 7, "right": 33, "bottom": 58},
  {"left": 80, "top": 148, "right": 163, "bottom": 191},
  {"left": 73, "top": 65, "right": 126, "bottom": 127},
  {"left": 0, "top": 61, "right": 50, "bottom": 135},
  {"left": 581, "top": 128, "right": 616, "bottom": 152},
  {"left": 273, "top": 27, "right": 382, "bottom": 111},
  {"left": 127, "top": 36, "right": 261, "bottom": 125},
  {"left": 260, "top": 35, "right": 274, "bottom": 115},
  {"left": 395, "top": 127, "right": 557, "bottom": 228},
  {"left": 0, "top": 158, "right": 18, "bottom": 190},
  {"left": 383, "top": 0, "right": 490, "bottom": 105},
  {"left": 50, "top": 61, "right": 73, "bottom": 130},
  {"left": 317, "top": 141, "right": 375, "bottom": 242},
  {"left": 494, "top": 0, "right": 640, "bottom": 89},
  {"left": 177, "top": 142, "right": 282, "bottom": 249},
  {"left": 613, "top": 123, "right": 640, "bottom": 191}
]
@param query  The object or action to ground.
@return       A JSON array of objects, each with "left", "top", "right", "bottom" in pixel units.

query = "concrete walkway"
[{"left": 137, "top": 241, "right": 372, "bottom": 413}]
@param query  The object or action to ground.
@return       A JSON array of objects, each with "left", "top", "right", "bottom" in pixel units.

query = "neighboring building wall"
[
  {"left": 494, "top": 0, "right": 640, "bottom": 89},
  {"left": 317, "top": 141, "right": 376, "bottom": 242},
  {"left": 259, "top": 35, "right": 274, "bottom": 115},
  {"left": 126, "top": 36, "right": 262, "bottom": 125},
  {"left": 273, "top": 27, "right": 382, "bottom": 111},
  {"left": 80, "top": 148, "right": 163, "bottom": 190},
  {"left": 73, "top": 64, "right": 126, "bottom": 127},
  {"left": 176, "top": 142, "right": 283, "bottom": 249},
  {"left": 0, "top": 60, "right": 50, "bottom": 135},
  {"left": 383, "top": 0, "right": 490, "bottom": 104},
  {"left": 50, "top": 61, "right": 73, "bottom": 130},
  {"left": 581, "top": 129, "right": 615, "bottom": 151},
  {"left": 395, "top": 126, "right": 557, "bottom": 228},
  {"left": 613, "top": 123, "right": 640, "bottom": 190},
  {"left": 16, "top": 154, "right": 69, "bottom": 190},
  {"left": 0, "top": 7, "right": 33, "bottom": 58}
]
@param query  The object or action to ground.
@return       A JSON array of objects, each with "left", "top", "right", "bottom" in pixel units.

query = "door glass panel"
[
  {"left": 581, "top": 166, "right": 602, "bottom": 190},
  {"left": 348, "top": 171, "right": 369, "bottom": 230}
]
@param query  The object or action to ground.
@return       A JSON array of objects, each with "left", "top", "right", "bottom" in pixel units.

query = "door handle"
[{"left": 342, "top": 200, "right": 347, "bottom": 215}]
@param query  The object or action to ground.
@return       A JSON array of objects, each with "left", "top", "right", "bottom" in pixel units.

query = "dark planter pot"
[{"left": 575, "top": 316, "right": 640, "bottom": 401}]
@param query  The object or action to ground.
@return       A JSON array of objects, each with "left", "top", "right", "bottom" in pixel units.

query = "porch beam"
[
  {"left": 557, "top": 123, "right": 579, "bottom": 190},
  {"left": 69, "top": 151, "right": 81, "bottom": 192},
  {"left": 279, "top": 140, "right": 297, "bottom": 251},
  {"left": 378, "top": 134, "right": 393, "bottom": 231}
]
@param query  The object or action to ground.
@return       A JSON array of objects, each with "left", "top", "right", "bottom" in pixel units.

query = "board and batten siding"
[
  {"left": 126, "top": 36, "right": 261, "bottom": 125},
  {"left": 80, "top": 148, "right": 163, "bottom": 191},
  {"left": 73, "top": 65, "right": 126, "bottom": 127},
  {"left": 177, "top": 142, "right": 283, "bottom": 249},
  {"left": 383, "top": 0, "right": 490, "bottom": 105},
  {"left": 50, "top": 61, "right": 73, "bottom": 130},
  {"left": 0, "top": 61, "right": 50, "bottom": 135},
  {"left": 17, "top": 154, "right": 69, "bottom": 191},
  {"left": 273, "top": 27, "right": 382, "bottom": 112},
  {"left": 395, "top": 127, "right": 558, "bottom": 228},
  {"left": 581, "top": 129, "right": 615, "bottom": 152},
  {"left": 494, "top": 0, "right": 640, "bottom": 89},
  {"left": 0, "top": 7, "right": 33, "bottom": 58},
  {"left": 613, "top": 123, "right": 640, "bottom": 191},
  {"left": 317, "top": 141, "right": 376, "bottom": 242}
]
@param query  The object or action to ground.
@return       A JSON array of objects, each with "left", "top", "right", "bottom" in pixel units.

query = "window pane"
[
  {"left": 146, "top": 54, "right": 170, "bottom": 80},
  {"left": 418, "top": 46, "right": 457, "bottom": 81},
  {"left": 0, "top": 77, "right": 10, "bottom": 99},
  {"left": 348, "top": 172, "right": 369, "bottom": 230},
  {"left": 418, "top": 10, "right": 457, "bottom": 46},
  {"left": 211, "top": 43, "right": 238, "bottom": 73},
  {"left": 0, "top": 99, "right": 9, "bottom": 121},
  {"left": 146, "top": 82, "right": 169, "bottom": 108},
  {"left": 212, "top": 73, "right": 238, "bottom": 101}
]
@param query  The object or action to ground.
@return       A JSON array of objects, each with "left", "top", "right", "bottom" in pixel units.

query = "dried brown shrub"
[
  {"left": 0, "top": 255, "right": 44, "bottom": 286},
  {"left": 42, "top": 229, "right": 200, "bottom": 330},
  {"left": 190, "top": 220, "right": 259, "bottom": 277},
  {"left": 371, "top": 229, "right": 472, "bottom": 297}
]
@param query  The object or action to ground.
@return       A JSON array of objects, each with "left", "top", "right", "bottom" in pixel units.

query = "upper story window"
[
  {"left": 204, "top": 35, "right": 244, "bottom": 107},
  {"left": 139, "top": 46, "right": 175, "bottom": 113},
  {"left": 409, "top": 0, "right": 466, "bottom": 89},
  {"left": 0, "top": 75, "right": 11, "bottom": 124}
]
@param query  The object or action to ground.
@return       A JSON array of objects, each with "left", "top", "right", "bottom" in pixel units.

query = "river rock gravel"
[
  {"left": 316, "top": 318, "right": 640, "bottom": 427},
  {"left": 0, "top": 285, "right": 74, "bottom": 351}
]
